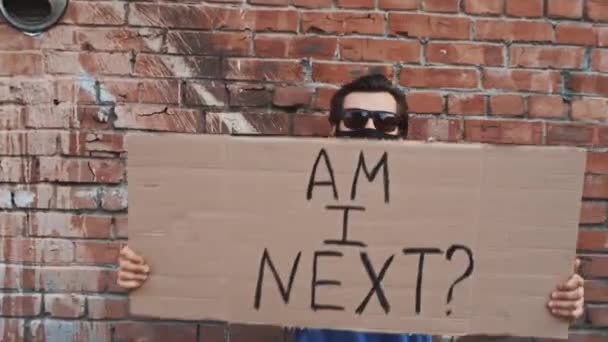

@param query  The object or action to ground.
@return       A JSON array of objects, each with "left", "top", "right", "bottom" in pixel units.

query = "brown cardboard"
[{"left": 126, "top": 133, "right": 586, "bottom": 339}]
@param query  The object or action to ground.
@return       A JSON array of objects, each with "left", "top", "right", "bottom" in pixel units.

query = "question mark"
[{"left": 445, "top": 244, "right": 474, "bottom": 316}]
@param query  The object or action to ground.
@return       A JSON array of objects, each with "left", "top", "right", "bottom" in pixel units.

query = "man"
[{"left": 118, "top": 74, "right": 585, "bottom": 342}]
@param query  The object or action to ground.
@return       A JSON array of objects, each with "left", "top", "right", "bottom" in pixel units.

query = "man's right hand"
[{"left": 117, "top": 245, "right": 150, "bottom": 290}]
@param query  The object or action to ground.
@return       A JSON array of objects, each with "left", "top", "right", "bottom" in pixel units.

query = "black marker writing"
[
  {"left": 254, "top": 248, "right": 302, "bottom": 310},
  {"left": 311, "top": 250, "right": 344, "bottom": 311},
  {"left": 351, "top": 151, "right": 390, "bottom": 203},
  {"left": 324, "top": 205, "right": 367, "bottom": 247},
  {"left": 403, "top": 248, "right": 443, "bottom": 314},
  {"left": 307, "top": 148, "right": 338, "bottom": 201},
  {"left": 356, "top": 252, "right": 395, "bottom": 315},
  {"left": 445, "top": 244, "right": 474, "bottom": 316}
]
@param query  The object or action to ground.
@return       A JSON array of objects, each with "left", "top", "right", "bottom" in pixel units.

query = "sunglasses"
[{"left": 341, "top": 108, "right": 401, "bottom": 133}]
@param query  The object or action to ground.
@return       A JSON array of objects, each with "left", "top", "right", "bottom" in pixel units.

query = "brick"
[
  {"left": 37, "top": 158, "right": 123, "bottom": 184},
  {"left": 61, "top": 132, "right": 124, "bottom": 156},
  {"left": 250, "top": 0, "right": 289, "bottom": 4},
  {"left": 101, "top": 187, "right": 128, "bottom": 211},
  {"left": 228, "top": 84, "right": 272, "bottom": 107},
  {"left": 464, "top": 119, "right": 543, "bottom": 145},
  {"left": 182, "top": 81, "right": 227, "bottom": 107},
  {"left": 200, "top": 324, "right": 227, "bottom": 342},
  {"left": 528, "top": 95, "right": 567, "bottom": 119},
  {"left": 0, "top": 131, "right": 59, "bottom": 156},
  {"left": 273, "top": 87, "right": 313, "bottom": 107},
  {"left": 448, "top": 94, "right": 486, "bottom": 115},
  {"left": 46, "top": 52, "right": 131, "bottom": 76},
  {"left": 113, "top": 215, "right": 129, "bottom": 239},
  {"left": 475, "top": 20, "right": 553, "bottom": 42},
  {"left": 97, "top": 80, "right": 139, "bottom": 104},
  {"left": 114, "top": 105, "right": 202, "bottom": 133},
  {"left": 214, "top": 8, "right": 298, "bottom": 32},
  {"left": 0, "top": 105, "right": 26, "bottom": 130},
  {"left": 379, "top": 0, "right": 418, "bottom": 10},
  {"left": 313, "top": 63, "right": 392, "bottom": 84},
  {"left": 407, "top": 117, "right": 461, "bottom": 142},
  {"left": 293, "top": 114, "right": 332, "bottom": 137},
  {"left": 599, "top": 27, "right": 608, "bottom": 47},
  {"left": 389, "top": 13, "right": 470, "bottom": 39},
  {"left": 230, "top": 324, "right": 284, "bottom": 342},
  {"left": 25, "top": 104, "right": 77, "bottom": 129},
  {"left": 400, "top": 67, "right": 479, "bottom": 89},
  {"left": 0, "top": 25, "right": 40, "bottom": 50},
  {"left": 292, "top": 0, "right": 332, "bottom": 8},
  {"left": 12, "top": 184, "right": 98, "bottom": 210},
  {"left": 546, "top": 123, "right": 598, "bottom": 146},
  {"left": 572, "top": 98, "right": 608, "bottom": 121},
  {"left": 505, "top": 0, "right": 543, "bottom": 17},
  {"left": 337, "top": 0, "right": 375, "bottom": 8},
  {"left": 140, "top": 80, "right": 180, "bottom": 105},
  {"left": 224, "top": 59, "right": 303, "bottom": 82},
  {"left": 463, "top": 0, "right": 504, "bottom": 15},
  {"left": 74, "top": 241, "right": 121, "bottom": 265},
  {"left": 0, "top": 319, "right": 24, "bottom": 342},
  {"left": 0, "top": 187, "right": 12, "bottom": 208},
  {"left": 129, "top": 3, "right": 213, "bottom": 29},
  {"left": 580, "top": 201, "right": 607, "bottom": 224},
  {"left": 0, "top": 157, "right": 33, "bottom": 183},
  {"left": 0, "top": 238, "right": 74, "bottom": 264},
  {"left": 62, "top": 1, "right": 125, "bottom": 25},
  {"left": 2, "top": 79, "right": 53, "bottom": 105},
  {"left": 0, "top": 212, "right": 26, "bottom": 237},
  {"left": 34, "top": 266, "right": 113, "bottom": 292},
  {"left": 427, "top": 42, "right": 503, "bottom": 66},
  {"left": 587, "top": 0, "right": 608, "bottom": 22},
  {"left": 406, "top": 92, "right": 444, "bottom": 114},
  {"left": 255, "top": 35, "right": 337, "bottom": 59},
  {"left": 205, "top": 112, "right": 289, "bottom": 135},
  {"left": 581, "top": 255, "right": 608, "bottom": 277},
  {"left": 28, "top": 320, "right": 111, "bottom": 342},
  {"left": 340, "top": 38, "right": 421, "bottom": 63},
  {"left": 0, "top": 265, "right": 36, "bottom": 290},
  {"left": 74, "top": 28, "right": 164, "bottom": 52},
  {"left": 87, "top": 296, "right": 128, "bottom": 319},
  {"left": 76, "top": 106, "right": 113, "bottom": 130},
  {"left": 421, "top": 0, "right": 459, "bottom": 12},
  {"left": 489, "top": 95, "right": 525, "bottom": 116},
  {"left": 0, "top": 53, "right": 43, "bottom": 76},
  {"left": 314, "top": 88, "right": 337, "bottom": 110},
  {"left": 585, "top": 175, "right": 608, "bottom": 199},
  {"left": 585, "top": 280, "right": 608, "bottom": 302},
  {"left": 134, "top": 54, "right": 221, "bottom": 78},
  {"left": 588, "top": 152, "right": 608, "bottom": 174},
  {"left": 167, "top": 31, "right": 251, "bottom": 56},
  {"left": 301, "top": 12, "right": 384, "bottom": 35},
  {"left": 483, "top": 69, "right": 560, "bottom": 93},
  {"left": 510, "top": 46, "right": 585, "bottom": 69},
  {"left": 29, "top": 213, "right": 112, "bottom": 239},
  {"left": 0, "top": 294, "right": 41, "bottom": 317},
  {"left": 556, "top": 23, "right": 598, "bottom": 45},
  {"left": 592, "top": 49, "right": 608, "bottom": 72},
  {"left": 547, "top": 0, "right": 583, "bottom": 18},
  {"left": 44, "top": 294, "right": 85, "bottom": 318},
  {"left": 114, "top": 322, "right": 197, "bottom": 342},
  {"left": 568, "top": 74, "right": 608, "bottom": 96},
  {"left": 578, "top": 229, "right": 608, "bottom": 250}
]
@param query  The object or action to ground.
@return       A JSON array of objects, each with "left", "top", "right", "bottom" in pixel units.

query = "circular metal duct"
[{"left": 0, "top": 0, "right": 69, "bottom": 35}]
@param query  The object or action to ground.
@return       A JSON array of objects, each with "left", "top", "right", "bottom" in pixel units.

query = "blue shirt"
[{"left": 295, "top": 329, "right": 431, "bottom": 342}]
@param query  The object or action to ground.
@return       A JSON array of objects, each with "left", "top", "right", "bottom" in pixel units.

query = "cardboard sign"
[{"left": 127, "top": 134, "right": 585, "bottom": 339}]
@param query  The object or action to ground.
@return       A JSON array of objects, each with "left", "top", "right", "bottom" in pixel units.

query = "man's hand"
[
  {"left": 117, "top": 245, "right": 150, "bottom": 290},
  {"left": 547, "top": 259, "right": 585, "bottom": 322}
]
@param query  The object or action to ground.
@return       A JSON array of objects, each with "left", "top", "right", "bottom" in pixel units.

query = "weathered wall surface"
[{"left": 0, "top": 0, "right": 607, "bottom": 341}]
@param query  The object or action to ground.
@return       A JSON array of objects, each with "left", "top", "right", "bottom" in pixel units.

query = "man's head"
[{"left": 329, "top": 74, "right": 408, "bottom": 139}]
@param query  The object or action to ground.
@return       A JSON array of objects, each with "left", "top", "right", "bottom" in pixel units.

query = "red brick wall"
[{"left": 0, "top": 0, "right": 607, "bottom": 341}]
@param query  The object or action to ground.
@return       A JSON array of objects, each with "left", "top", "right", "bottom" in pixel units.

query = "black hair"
[{"left": 329, "top": 74, "right": 408, "bottom": 134}]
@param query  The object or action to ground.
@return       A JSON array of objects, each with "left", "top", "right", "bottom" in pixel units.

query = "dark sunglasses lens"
[
  {"left": 373, "top": 113, "right": 400, "bottom": 133},
  {"left": 343, "top": 110, "right": 369, "bottom": 130}
]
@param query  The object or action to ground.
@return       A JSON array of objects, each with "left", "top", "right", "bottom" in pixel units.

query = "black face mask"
[{"left": 335, "top": 128, "right": 400, "bottom": 140}]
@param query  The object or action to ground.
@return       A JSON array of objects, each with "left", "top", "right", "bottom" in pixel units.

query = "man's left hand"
[{"left": 547, "top": 259, "right": 585, "bottom": 322}]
